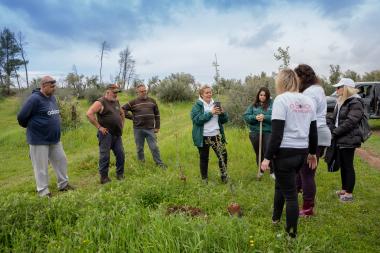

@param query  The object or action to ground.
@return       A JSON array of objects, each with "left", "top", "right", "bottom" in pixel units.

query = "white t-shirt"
[
  {"left": 199, "top": 98, "right": 220, "bottom": 136},
  {"left": 303, "top": 85, "right": 331, "bottom": 146},
  {"left": 303, "top": 85, "right": 327, "bottom": 128},
  {"left": 272, "top": 92, "right": 317, "bottom": 149}
]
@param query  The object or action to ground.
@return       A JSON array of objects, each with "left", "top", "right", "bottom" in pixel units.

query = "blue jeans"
[
  {"left": 97, "top": 132, "right": 125, "bottom": 177},
  {"left": 133, "top": 128, "right": 163, "bottom": 165}
]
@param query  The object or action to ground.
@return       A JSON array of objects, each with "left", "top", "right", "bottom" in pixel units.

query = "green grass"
[{"left": 0, "top": 95, "right": 380, "bottom": 252}]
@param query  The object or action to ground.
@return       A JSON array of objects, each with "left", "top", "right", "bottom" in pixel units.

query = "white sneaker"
[
  {"left": 270, "top": 173, "right": 276, "bottom": 180},
  {"left": 257, "top": 171, "right": 264, "bottom": 180}
]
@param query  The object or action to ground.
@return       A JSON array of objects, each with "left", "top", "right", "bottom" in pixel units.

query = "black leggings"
[
  {"left": 338, "top": 148, "right": 356, "bottom": 193},
  {"left": 272, "top": 153, "right": 306, "bottom": 237},
  {"left": 197, "top": 135, "right": 228, "bottom": 179}
]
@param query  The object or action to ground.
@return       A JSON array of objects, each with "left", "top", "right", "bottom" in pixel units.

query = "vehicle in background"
[{"left": 326, "top": 82, "right": 380, "bottom": 119}]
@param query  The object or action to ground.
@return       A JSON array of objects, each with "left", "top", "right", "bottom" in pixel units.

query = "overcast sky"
[{"left": 1, "top": 0, "right": 379, "bottom": 85}]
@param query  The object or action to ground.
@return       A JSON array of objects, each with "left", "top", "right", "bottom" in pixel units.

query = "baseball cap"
[{"left": 332, "top": 78, "right": 355, "bottom": 88}]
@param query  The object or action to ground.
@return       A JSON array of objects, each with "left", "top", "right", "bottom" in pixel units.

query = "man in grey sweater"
[{"left": 122, "top": 84, "right": 166, "bottom": 168}]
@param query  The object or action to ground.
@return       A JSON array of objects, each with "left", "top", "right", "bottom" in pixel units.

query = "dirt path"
[{"left": 356, "top": 148, "right": 380, "bottom": 170}]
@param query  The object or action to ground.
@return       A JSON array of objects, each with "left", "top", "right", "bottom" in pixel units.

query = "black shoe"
[
  {"left": 221, "top": 176, "right": 228, "bottom": 184},
  {"left": 59, "top": 184, "right": 75, "bottom": 192},
  {"left": 116, "top": 174, "right": 124, "bottom": 180},
  {"left": 157, "top": 163, "right": 168, "bottom": 169},
  {"left": 42, "top": 192, "right": 52, "bottom": 198},
  {"left": 100, "top": 176, "right": 111, "bottom": 184}
]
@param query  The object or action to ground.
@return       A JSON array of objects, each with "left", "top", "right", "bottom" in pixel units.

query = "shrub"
[
  {"left": 156, "top": 73, "right": 195, "bottom": 103},
  {"left": 84, "top": 87, "right": 105, "bottom": 104},
  {"left": 56, "top": 97, "right": 81, "bottom": 131},
  {"left": 224, "top": 74, "right": 275, "bottom": 127},
  {"left": 224, "top": 85, "right": 257, "bottom": 128}
]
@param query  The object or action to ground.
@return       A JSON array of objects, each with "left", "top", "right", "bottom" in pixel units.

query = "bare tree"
[
  {"left": 16, "top": 32, "right": 29, "bottom": 88},
  {"left": 99, "top": 41, "right": 110, "bottom": 85},
  {"left": 118, "top": 47, "right": 136, "bottom": 89}
]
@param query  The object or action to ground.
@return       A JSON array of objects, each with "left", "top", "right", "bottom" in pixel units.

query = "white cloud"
[{"left": 5, "top": 0, "right": 380, "bottom": 86}]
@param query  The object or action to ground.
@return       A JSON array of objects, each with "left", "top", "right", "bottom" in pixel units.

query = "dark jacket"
[
  {"left": 327, "top": 96, "right": 363, "bottom": 148},
  {"left": 122, "top": 97, "right": 160, "bottom": 129},
  {"left": 243, "top": 100, "right": 272, "bottom": 133},
  {"left": 191, "top": 100, "right": 229, "bottom": 147},
  {"left": 17, "top": 89, "right": 61, "bottom": 145}
]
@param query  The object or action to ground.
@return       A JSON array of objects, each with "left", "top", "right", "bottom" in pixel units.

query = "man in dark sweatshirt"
[
  {"left": 86, "top": 84, "right": 125, "bottom": 184},
  {"left": 17, "top": 76, "right": 73, "bottom": 197},
  {"left": 122, "top": 83, "right": 166, "bottom": 168}
]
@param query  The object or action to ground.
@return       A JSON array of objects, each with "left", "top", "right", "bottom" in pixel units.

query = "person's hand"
[
  {"left": 154, "top": 128, "right": 159, "bottom": 133},
  {"left": 98, "top": 126, "right": 109, "bottom": 135},
  {"left": 307, "top": 154, "right": 318, "bottom": 170},
  {"left": 211, "top": 106, "right": 221, "bottom": 115},
  {"left": 256, "top": 114, "right": 264, "bottom": 122},
  {"left": 261, "top": 158, "right": 270, "bottom": 171}
]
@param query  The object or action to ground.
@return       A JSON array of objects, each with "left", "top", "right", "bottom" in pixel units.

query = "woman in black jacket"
[{"left": 327, "top": 78, "right": 364, "bottom": 202}]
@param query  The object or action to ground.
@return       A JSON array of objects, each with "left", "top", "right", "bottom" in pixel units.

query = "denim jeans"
[
  {"left": 272, "top": 153, "right": 306, "bottom": 237},
  {"left": 97, "top": 132, "right": 125, "bottom": 177},
  {"left": 133, "top": 128, "right": 163, "bottom": 165}
]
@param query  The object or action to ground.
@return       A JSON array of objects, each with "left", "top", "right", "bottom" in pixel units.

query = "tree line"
[{"left": 1, "top": 27, "right": 380, "bottom": 101}]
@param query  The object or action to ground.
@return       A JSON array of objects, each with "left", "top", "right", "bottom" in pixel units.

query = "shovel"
[{"left": 257, "top": 120, "right": 263, "bottom": 179}]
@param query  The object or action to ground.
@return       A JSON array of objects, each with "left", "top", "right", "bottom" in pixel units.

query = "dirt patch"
[
  {"left": 227, "top": 202, "right": 243, "bottom": 217},
  {"left": 166, "top": 205, "right": 206, "bottom": 217},
  {"left": 356, "top": 148, "right": 380, "bottom": 170}
]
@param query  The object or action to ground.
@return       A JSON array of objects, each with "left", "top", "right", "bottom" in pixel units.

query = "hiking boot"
[
  {"left": 100, "top": 176, "right": 111, "bottom": 184},
  {"left": 340, "top": 194, "right": 353, "bottom": 202},
  {"left": 59, "top": 184, "right": 75, "bottom": 192},
  {"left": 116, "top": 174, "right": 124, "bottom": 180}
]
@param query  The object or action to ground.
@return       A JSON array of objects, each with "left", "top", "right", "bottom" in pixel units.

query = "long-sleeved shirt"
[{"left": 122, "top": 97, "right": 160, "bottom": 129}]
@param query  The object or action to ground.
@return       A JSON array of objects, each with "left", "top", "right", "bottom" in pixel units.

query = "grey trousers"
[
  {"left": 133, "top": 128, "right": 163, "bottom": 165},
  {"left": 29, "top": 142, "right": 69, "bottom": 197}
]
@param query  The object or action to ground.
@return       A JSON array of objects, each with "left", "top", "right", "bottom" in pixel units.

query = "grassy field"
[{"left": 0, "top": 94, "right": 380, "bottom": 253}]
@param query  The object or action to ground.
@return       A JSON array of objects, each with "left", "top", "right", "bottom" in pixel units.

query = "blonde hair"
[
  {"left": 199, "top": 84, "right": 212, "bottom": 97},
  {"left": 275, "top": 69, "right": 299, "bottom": 94},
  {"left": 338, "top": 86, "right": 359, "bottom": 105}
]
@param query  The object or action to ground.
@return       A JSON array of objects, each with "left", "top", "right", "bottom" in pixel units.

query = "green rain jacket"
[
  {"left": 191, "top": 100, "right": 229, "bottom": 147},
  {"left": 243, "top": 100, "right": 272, "bottom": 133}
]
